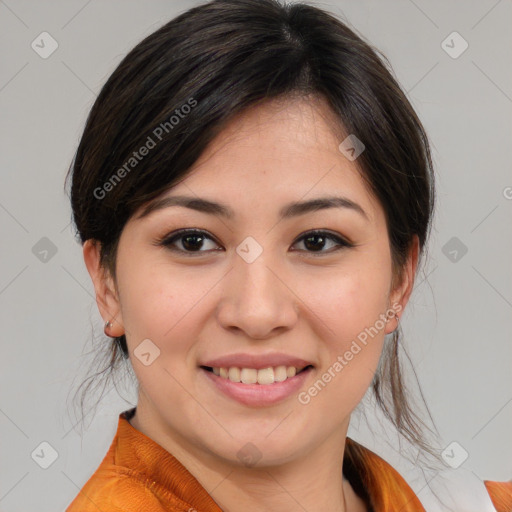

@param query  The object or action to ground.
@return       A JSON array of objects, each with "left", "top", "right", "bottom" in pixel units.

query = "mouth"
[
  {"left": 200, "top": 364, "right": 314, "bottom": 385},
  {"left": 199, "top": 363, "right": 314, "bottom": 407}
]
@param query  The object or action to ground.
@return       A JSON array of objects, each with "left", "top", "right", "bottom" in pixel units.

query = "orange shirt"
[{"left": 66, "top": 408, "right": 512, "bottom": 512}]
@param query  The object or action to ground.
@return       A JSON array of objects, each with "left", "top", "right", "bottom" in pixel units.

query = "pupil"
[
  {"left": 304, "top": 234, "right": 325, "bottom": 251},
  {"left": 183, "top": 234, "right": 203, "bottom": 251}
]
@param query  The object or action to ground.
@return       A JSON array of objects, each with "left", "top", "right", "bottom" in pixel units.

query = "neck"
[
  {"left": 206, "top": 435, "right": 348, "bottom": 512},
  {"left": 130, "top": 402, "right": 367, "bottom": 512}
]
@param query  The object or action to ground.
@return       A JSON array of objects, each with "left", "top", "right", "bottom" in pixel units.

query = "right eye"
[{"left": 156, "top": 229, "right": 222, "bottom": 255}]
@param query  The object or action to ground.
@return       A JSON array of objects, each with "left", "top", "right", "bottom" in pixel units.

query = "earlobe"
[
  {"left": 386, "top": 234, "right": 420, "bottom": 335},
  {"left": 83, "top": 239, "right": 124, "bottom": 336}
]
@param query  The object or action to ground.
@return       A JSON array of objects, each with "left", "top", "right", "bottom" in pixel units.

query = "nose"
[{"left": 215, "top": 246, "right": 299, "bottom": 340}]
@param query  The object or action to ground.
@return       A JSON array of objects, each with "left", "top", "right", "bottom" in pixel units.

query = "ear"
[
  {"left": 83, "top": 239, "right": 125, "bottom": 337},
  {"left": 384, "top": 234, "right": 420, "bottom": 335}
]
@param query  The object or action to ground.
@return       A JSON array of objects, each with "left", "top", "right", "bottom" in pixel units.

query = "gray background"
[{"left": 0, "top": 1, "right": 511, "bottom": 511}]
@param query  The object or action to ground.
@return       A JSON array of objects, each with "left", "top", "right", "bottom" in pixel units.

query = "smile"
[
  {"left": 200, "top": 365, "right": 314, "bottom": 407},
  {"left": 202, "top": 365, "right": 312, "bottom": 385}
]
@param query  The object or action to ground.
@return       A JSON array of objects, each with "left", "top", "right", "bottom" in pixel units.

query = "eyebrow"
[{"left": 135, "top": 194, "right": 369, "bottom": 221}]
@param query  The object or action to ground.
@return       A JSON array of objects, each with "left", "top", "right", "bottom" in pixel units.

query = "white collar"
[{"left": 414, "top": 468, "right": 498, "bottom": 512}]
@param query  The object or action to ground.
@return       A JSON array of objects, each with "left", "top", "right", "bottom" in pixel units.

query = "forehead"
[
  {"left": 179, "top": 98, "right": 367, "bottom": 188},
  {"left": 201, "top": 95, "right": 347, "bottom": 159},
  {"left": 133, "top": 96, "right": 382, "bottom": 227}
]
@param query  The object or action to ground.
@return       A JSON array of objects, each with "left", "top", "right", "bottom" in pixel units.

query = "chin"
[{"left": 210, "top": 427, "right": 311, "bottom": 467}]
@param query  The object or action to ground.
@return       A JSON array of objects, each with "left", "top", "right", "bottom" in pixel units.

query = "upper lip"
[{"left": 200, "top": 353, "right": 314, "bottom": 370}]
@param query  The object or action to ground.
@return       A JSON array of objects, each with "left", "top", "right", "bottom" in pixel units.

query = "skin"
[{"left": 84, "top": 95, "right": 419, "bottom": 512}]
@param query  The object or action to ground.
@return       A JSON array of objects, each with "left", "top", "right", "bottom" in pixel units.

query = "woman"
[{"left": 64, "top": 0, "right": 512, "bottom": 510}]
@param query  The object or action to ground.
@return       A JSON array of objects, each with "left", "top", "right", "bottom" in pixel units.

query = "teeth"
[
  {"left": 240, "top": 368, "right": 258, "bottom": 384},
  {"left": 228, "top": 367, "right": 240, "bottom": 382},
  {"left": 210, "top": 365, "right": 306, "bottom": 385},
  {"left": 274, "top": 365, "right": 288, "bottom": 382},
  {"left": 256, "top": 367, "right": 273, "bottom": 385}
]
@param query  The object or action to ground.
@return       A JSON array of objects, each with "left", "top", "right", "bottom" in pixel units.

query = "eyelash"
[{"left": 154, "top": 228, "right": 354, "bottom": 256}]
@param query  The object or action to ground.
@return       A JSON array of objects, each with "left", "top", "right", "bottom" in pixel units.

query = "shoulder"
[
  {"left": 484, "top": 480, "right": 512, "bottom": 512},
  {"left": 344, "top": 437, "right": 426, "bottom": 511},
  {"left": 65, "top": 467, "right": 162, "bottom": 512},
  {"left": 345, "top": 438, "right": 512, "bottom": 512},
  {"left": 65, "top": 465, "right": 187, "bottom": 512},
  {"left": 64, "top": 428, "right": 183, "bottom": 512},
  {"left": 65, "top": 410, "right": 224, "bottom": 512}
]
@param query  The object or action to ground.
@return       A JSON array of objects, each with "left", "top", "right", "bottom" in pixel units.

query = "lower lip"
[{"left": 200, "top": 367, "right": 313, "bottom": 407}]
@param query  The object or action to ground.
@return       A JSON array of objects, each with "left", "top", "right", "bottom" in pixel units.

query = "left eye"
[
  {"left": 292, "top": 230, "right": 352, "bottom": 253},
  {"left": 156, "top": 229, "right": 352, "bottom": 255}
]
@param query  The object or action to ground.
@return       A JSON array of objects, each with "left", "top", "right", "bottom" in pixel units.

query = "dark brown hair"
[{"left": 65, "top": 0, "right": 439, "bottom": 462}]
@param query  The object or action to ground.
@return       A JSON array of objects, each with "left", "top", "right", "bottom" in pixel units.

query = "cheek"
[
  {"left": 299, "top": 262, "right": 391, "bottom": 343},
  {"left": 116, "top": 260, "right": 222, "bottom": 391},
  {"left": 117, "top": 257, "right": 204, "bottom": 342},
  {"left": 296, "top": 264, "right": 390, "bottom": 404},
  {"left": 118, "top": 264, "right": 204, "bottom": 398}
]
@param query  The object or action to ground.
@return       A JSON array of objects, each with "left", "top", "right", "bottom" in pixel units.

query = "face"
[{"left": 85, "top": 96, "right": 416, "bottom": 468}]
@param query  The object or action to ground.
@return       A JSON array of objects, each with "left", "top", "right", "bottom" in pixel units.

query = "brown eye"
[
  {"left": 158, "top": 229, "right": 221, "bottom": 254},
  {"left": 292, "top": 230, "right": 353, "bottom": 254},
  {"left": 155, "top": 228, "right": 353, "bottom": 257}
]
